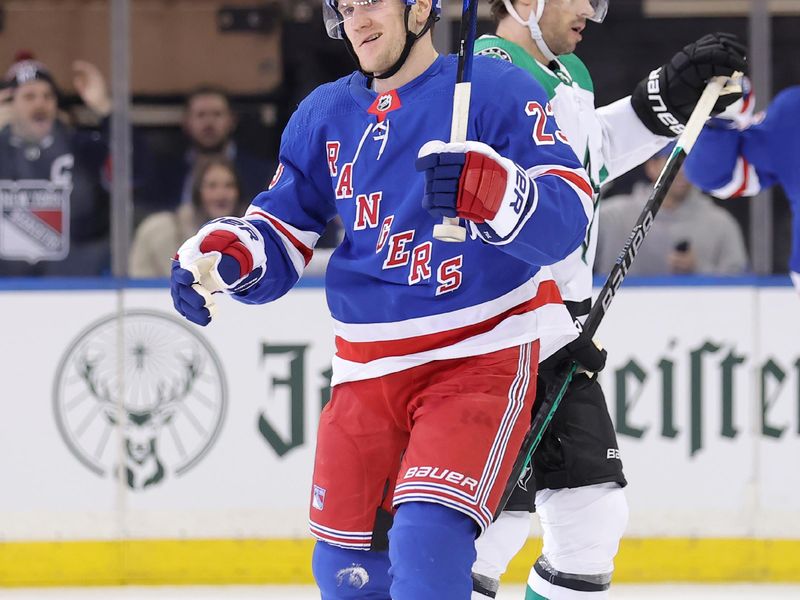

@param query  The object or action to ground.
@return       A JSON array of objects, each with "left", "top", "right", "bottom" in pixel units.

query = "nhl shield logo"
[
  {"left": 368, "top": 90, "right": 402, "bottom": 123},
  {"left": 0, "top": 179, "right": 70, "bottom": 263},
  {"left": 377, "top": 94, "right": 393, "bottom": 112},
  {"left": 53, "top": 311, "right": 228, "bottom": 490}
]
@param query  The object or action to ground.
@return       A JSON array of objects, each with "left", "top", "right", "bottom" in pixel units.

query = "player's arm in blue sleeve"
[
  {"left": 234, "top": 113, "right": 337, "bottom": 304},
  {"left": 417, "top": 63, "right": 591, "bottom": 267},
  {"left": 682, "top": 125, "right": 774, "bottom": 199},
  {"left": 684, "top": 88, "right": 799, "bottom": 199},
  {"left": 171, "top": 108, "right": 336, "bottom": 325}
]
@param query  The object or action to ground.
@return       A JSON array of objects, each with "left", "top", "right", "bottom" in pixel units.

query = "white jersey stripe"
[
  {"left": 308, "top": 521, "right": 373, "bottom": 538},
  {"left": 710, "top": 156, "right": 762, "bottom": 199},
  {"left": 245, "top": 210, "right": 319, "bottom": 277},
  {"left": 333, "top": 277, "right": 546, "bottom": 342},
  {"left": 331, "top": 304, "right": 575, "bottom": 385}
]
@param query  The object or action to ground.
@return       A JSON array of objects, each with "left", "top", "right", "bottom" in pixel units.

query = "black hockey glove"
[
  {"left": 538, "top": 330, "right": 607, "bottom": 386},
  {"left": 631, "top": 32, "right": 748, "bottom": 137}
]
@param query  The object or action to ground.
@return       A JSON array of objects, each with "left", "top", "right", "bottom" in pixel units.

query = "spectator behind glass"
[
  {"left": 0, "top": 53, "right": 113, "bottom": 276},
  {"left": 142, "top": 86, "right": 273, "bottom": 219},
  {"left": 129, "top": 156, "right": 246, "bottom": 278},
  {"left": 595, "top": 144, "right": 749, "bottom": 276}
]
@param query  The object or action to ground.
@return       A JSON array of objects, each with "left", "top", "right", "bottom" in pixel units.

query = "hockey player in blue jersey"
[
  {"left": 169, "top": 0, "right": 595, "bottom": 598},
  {"left": 685, "top": 84, "right": 800, "bottom": 293}
]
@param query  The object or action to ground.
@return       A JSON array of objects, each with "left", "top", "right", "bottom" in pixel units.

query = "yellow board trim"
[{"left": 2, "top": 538, "right": 800, "bottom": 587}]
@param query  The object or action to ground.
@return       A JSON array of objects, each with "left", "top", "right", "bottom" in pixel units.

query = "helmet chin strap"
[
  {"left": 344, "top": 6, "right": 436, "bottom": 85},
  {"left": 501, "top": 0, "right": 557, "bottom": 63}
]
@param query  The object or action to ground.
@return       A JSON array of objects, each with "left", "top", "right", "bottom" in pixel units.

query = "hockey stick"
[
  {"left": 432, "top": 0, "right": 479, "bottom": 243},
  {"left": 493, "top": 72, "right": 742, "bottom": 519}
]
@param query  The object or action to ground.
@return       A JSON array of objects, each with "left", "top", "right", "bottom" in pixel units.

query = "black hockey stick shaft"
[
  {"left": 493, "top": 74, "right": 738, "bottom": 519},
  {"left": 455, "top": 0, "right": 479, "bottom": 86}
]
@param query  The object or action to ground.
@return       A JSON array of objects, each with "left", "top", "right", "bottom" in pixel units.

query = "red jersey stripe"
[
  {"left": 542, "top": 168, "right": 594, "bottom": 198},
  {"left": 249, "top": 210, "right": 314, "bottom": 266},
  {"left": 335, "top": 280, "right": 561, "bottom": 364},
  {"left": 733, "top": 157, "right": 750, "bottom": 198}
]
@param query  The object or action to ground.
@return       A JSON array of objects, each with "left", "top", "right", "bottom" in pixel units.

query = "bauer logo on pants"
[{"left": 53, "top": 310, "right": 228, "bottom": 490}]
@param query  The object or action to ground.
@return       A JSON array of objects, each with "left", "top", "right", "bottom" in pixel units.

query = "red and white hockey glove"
[
  {"left": 171, "top": 217, "right": 266, "bottom": 326},
  {"left": 416, "top": 140, "right": 536, "bottom": 244},
  {"left": 708, "top": 76, "right": 758, "bottom": 130}
]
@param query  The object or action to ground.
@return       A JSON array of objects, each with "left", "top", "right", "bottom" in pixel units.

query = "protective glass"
[
  {"left": 324, "top": 0, "right": 402, "bottom": 39},
  {"left": 586, "top": 0, "right": 609, "bottom": 23}
]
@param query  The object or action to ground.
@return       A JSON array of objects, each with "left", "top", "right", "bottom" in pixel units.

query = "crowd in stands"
[
  {"left": 0, "top": 50, "right": 780, "bottom": 281},
  {"left": 595, "top": 145, "right": 749, "bottom": 277},
  {"left": 0, "top": 54, "right": 115, "bottom": 276},
  {"left": 129, "top": 155, "right": 248, "bottom": 278}
]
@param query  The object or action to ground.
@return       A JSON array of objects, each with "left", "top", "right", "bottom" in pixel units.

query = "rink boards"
[{"left": 0, "top": 277, "right": 798, "bottom": 585}]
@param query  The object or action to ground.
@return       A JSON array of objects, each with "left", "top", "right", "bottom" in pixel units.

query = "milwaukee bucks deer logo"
[{"left": 53, "top": 311, "right": 227, "bottom": 490}]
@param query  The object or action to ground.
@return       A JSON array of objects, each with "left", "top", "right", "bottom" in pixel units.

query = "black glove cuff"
[
  {"left": 538, "top": 333, "right": 607, "bottom": 386},
  {"left": 631, "top": 67, "right": 685, "bottom": 138}
]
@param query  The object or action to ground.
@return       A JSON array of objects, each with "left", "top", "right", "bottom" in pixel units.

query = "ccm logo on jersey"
[
  {"left": 404, "top": 466, "right": 479, "bottom": 492},
  {"left": 646, "top": 68, "right": 685, "bottom": 136}
]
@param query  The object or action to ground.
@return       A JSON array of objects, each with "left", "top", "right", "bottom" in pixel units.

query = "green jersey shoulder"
[{"left": 475, "top": 35, "right": 593, "bottom": 98}]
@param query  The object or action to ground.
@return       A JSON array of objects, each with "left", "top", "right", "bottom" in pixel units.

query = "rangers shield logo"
[
  {"left": 312, "top": 485, "right": 327, "bottom": 510},
  {"left": 0, "top": 178, "right": 71, "bottom": 263}
]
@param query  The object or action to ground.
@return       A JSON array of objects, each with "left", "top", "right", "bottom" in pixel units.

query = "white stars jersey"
[{"left": 476, "top": 36, "right": 670, "bottom": 317}]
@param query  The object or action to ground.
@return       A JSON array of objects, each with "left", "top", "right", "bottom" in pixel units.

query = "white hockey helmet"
[
  {"left": 500, "top": 0, "right": 609, "bottom": 62},
  {"left": 323, "top": 0, "right": 442, "bottom": 40}
]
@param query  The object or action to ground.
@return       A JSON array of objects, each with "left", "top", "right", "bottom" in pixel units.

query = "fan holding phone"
[{"left": 596, "top": 143, "right": 749, "bottom": 276}]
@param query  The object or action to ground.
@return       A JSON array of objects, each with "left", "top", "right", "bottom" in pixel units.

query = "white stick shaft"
[
  {"left": 679, "top": 72, "right": 742, "bottom": 154},
  {"left": 434, "top": 82, "right": 473, "bottom": 239},
  {"left": 450, "top": 82, "right": 472, "bottom": 143}
]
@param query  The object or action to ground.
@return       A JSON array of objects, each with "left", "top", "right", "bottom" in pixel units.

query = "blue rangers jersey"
[
  {"left": 684, "top": 86, "right": 800, "bottom": 277},
  {"left": 235, "top": 55, "right": 593, "bottom": 384}
]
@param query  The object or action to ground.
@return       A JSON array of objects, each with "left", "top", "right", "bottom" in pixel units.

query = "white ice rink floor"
[{"left": 2, "top": 585, "right": 800, "bottom": 599}]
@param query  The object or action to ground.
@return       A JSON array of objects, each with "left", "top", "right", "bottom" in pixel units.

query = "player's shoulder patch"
[{"left": 476, "top": 46, "right": 513, "bottom": 64}]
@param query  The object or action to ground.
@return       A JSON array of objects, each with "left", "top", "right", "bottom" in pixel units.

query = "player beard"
[
  {"left": 543, "top": 19, "right": 586, "bottom": 56},
  {"left": 545, "top": 31, "right": 577, "bottom": 55},
  {"left": 356, "top": 34, "right": 406, "bottom": 76}
]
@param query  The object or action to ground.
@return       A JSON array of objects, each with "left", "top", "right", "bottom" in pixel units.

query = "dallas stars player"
[{"left": 471, "top": 1, "right": 747, "bottom": 599}]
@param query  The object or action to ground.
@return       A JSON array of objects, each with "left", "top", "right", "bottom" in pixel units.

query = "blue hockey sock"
[
  {"left": 388, "top": 502, "right": 478, "bottom": 600},
  {"left": 311, "top": 541, "right": 392, "bottom": 599}
]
